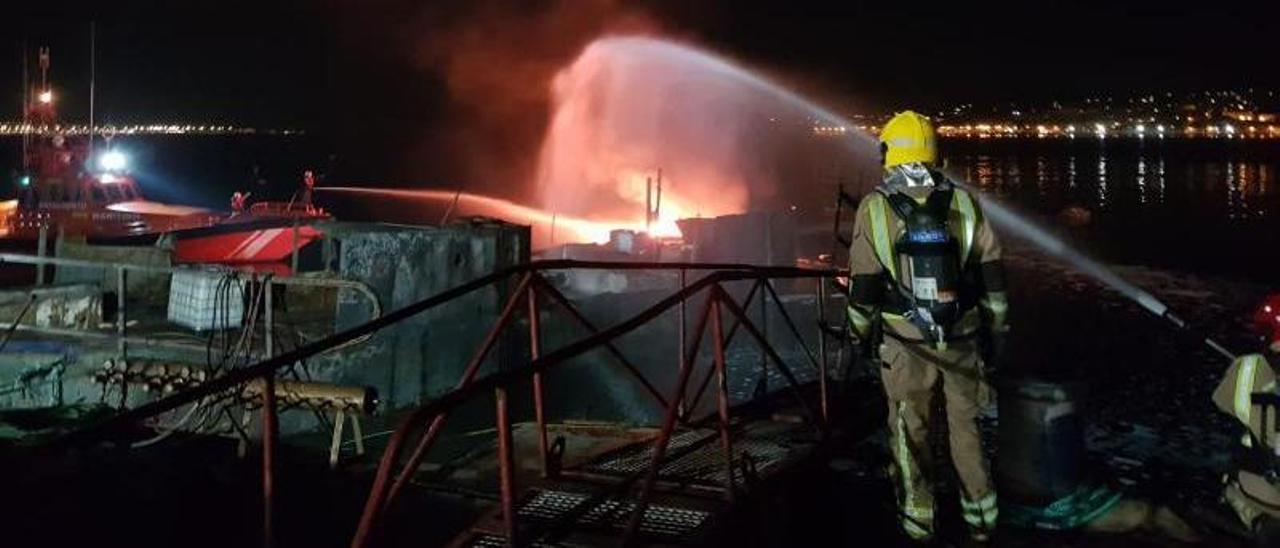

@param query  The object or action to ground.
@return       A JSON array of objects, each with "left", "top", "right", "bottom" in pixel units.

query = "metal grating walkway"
[
  {"left": 467, "top": 533, "right": 578, "bottom": 547},
  {"left": 516, "top": 488, "right": 710, "bottom": 540},
  {"left": 577, "top": 428, "right": 800, "bottom": 487}
]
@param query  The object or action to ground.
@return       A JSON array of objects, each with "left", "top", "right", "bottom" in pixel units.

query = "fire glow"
[
  {"left": 329, "top": 38, "right": 878, "bottom": 250},
  {"left": 535, "top": 37, "right": 805, "bottom": 241},
  {"left": 319, "top": 187, "right": 657, "bottom": 246}
]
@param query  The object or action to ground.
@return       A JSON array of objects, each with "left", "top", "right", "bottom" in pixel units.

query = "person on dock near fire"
[
  {"left": 846, "top": 111, "right": 1009, "bottom": 542},
  {"left": 1213, "top": 293, "right": 1280, "bottom": 545}
]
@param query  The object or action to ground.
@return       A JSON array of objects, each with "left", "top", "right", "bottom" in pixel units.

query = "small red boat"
[{"left": 4, "top": 47, "right": 327, "bottom": 273}]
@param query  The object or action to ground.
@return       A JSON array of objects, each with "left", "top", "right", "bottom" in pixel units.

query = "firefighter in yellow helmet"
[{"left": 847, "top": 111, "right": 1008, "bottom": 542}]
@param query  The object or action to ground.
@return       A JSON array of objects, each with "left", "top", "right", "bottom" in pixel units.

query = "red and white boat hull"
[{"left": 174, "top": 224, "right": 323, "bottom": 264}]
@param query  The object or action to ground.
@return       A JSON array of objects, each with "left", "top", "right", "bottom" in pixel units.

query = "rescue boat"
[{"left": 2, "top": 47, "right": 327, "bottom": 275}]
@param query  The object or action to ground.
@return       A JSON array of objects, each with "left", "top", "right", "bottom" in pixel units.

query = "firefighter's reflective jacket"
[
  {"left": 1214, "top": 352, "right": 1280, "bottom": 530},
  {"left": 846, "top": 172, "right": 1007, "bottom": 345}
]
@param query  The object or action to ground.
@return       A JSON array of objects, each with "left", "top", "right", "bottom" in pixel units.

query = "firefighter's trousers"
[{"left": 880, "top": 336, "right": 997, "bottom": 539}]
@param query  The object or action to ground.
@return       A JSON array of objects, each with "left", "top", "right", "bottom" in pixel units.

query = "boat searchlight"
[{"left": 98, "top": 150, "right": 128, "bottom": 172}]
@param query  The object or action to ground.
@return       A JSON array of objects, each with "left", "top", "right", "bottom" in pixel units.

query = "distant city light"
[
  {"left": 98, "top": 173, "right": 122, "bottom": 184},
  {"left": 37, "top": 91, "right": 52, "bottom": 104},
  {"left": 0, "top": 122, "right": 297, "bottom": 137}
]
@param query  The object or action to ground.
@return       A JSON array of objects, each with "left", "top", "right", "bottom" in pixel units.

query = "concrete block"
[{"left": 325, "top": 220, "right": 529, "bottom": 410}]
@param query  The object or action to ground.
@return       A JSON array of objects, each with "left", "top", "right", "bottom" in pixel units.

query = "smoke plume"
[{"left": 407, "top": 0, "right": 657, "bottom": 201}]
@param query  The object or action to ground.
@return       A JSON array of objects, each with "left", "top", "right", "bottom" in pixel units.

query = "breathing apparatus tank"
[{"left": 885, "top": 186, "right": 963, "bottom": 345}]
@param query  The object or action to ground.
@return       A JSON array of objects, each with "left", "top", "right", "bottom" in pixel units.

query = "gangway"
[{"left": 11, "top": 260, "right": 854, "bottom": 547}]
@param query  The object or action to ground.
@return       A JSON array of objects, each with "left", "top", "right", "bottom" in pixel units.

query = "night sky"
[{"left": 9, "top": 1, "right": 1280, "bottom": 186}]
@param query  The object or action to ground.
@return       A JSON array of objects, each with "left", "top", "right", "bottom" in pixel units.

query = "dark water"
[{"left": 942, "top": 138, "right": 1280, "bottom": 283}]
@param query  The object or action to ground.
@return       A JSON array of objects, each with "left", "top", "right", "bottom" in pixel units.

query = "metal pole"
[
  {"left": 678, "top": 269, "right": 687, "bottom": 417},
  {"left": 759, "top": 275, "right": 769, "bottom": 396},
  {"left": 686, "top": 280, "right": 764, "bottom": 416},
  {"left": 262, "top": 373, "right": 278, "bottom": 548},
  {"left": 655, "top": 168, "right": 663, "bottom": 223},
  {"left": 645, "top": 176, "right": 653, "bottom": 233},
  {"left": 623, "top": 289, "right": 716, "bottom": 543},
  {"left": 290, "top": 220, "right": 300, "bottom": 274},
  {"left": 816, "top": 279, "right": 830, "bottom": 424},
  {"left": 529, "top": 285, "right": 550, "bottom": 478},
  {"left": 116, "top": 266, "right": 126, "bottom": 361},
  {"left": 35, "top": 224, "right": 47, "bottom": 286},
  {"left": 88, "top": 21, "right": 95, "bottom": 160},
  {"left": 258, "top": 274, "right": 278, "bottom": 545},
  {"left": 322, "top": 235, "right": 334, "bottom": 273},
  {"left": 495, "top": 386, "right": 518, "bottom": 544},
  {"left": 709, "top": 297, "right": 736, "bottom": 502},
  {"left": 265, "top": 276, "right": 274, "bottom": 357},
  {"left": 21, "top": 41, "right": 28, "bottom": 172},
  {"left": 440, "top": 188, "right": 462, "bottom": 225},
  {"left": 383, "top": 274, "right": 533, "bottom": 506}
]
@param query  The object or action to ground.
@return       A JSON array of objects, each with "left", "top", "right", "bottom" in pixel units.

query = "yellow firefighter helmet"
[{"left": 880, "top": 111, "right": 938, "bottom": 169}]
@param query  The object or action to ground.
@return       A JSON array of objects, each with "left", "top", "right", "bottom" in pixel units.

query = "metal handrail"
[
  {"left": 348, "top": 265, "right": 840, "bottom": 546},
  {"left": 0, "top": 253, "right": 382, "bottom": 310},
  {"left": 0, "top": 252, "right": 383, "bottom": 357},
  {"left": 36, "top": 260, "right": 839, "bottom": 451},
  {"left": 16, "top": 258, "right": 844, "bottom": 548}
]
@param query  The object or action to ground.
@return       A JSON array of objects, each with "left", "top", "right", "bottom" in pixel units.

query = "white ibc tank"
[{"left": 167, "top": 268, "right": 245, "bottom": 331}]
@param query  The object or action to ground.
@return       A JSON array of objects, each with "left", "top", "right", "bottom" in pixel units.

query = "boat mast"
[
  {"left": 38, "top": 47, "right": 48, "bottom": 102},
  {"left": 88, "top": 21, "right": 96, "bottom": 158},
  {"left": 21, "top": 41, "right": 28, "bottom": 171}
]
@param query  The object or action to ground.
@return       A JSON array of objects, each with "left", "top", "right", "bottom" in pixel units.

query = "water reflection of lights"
[
  {"left": 1036, "top": 156, "right": 1049, "bottom": 198},
  {"left": 1226, "top": 162, "right": 1243, "bottom": 220},
  {"left": 1068, "top": 156, "right": 1077, "bottom": 189},
  {"left": 1137, "top": 157, "right": 1147, "bottom": 205},
  {"left": 1097, "top": 155, "right": 1108, "bottom": 209},
  {"left": 1157, "top": 157, "right": 1167, "bottom": 204},
  {"left": 976, "top": 156, "right": 995, "bottom": 188},
  {"left": 932, "top": 121, "right": 1280, "bottom": 140}
]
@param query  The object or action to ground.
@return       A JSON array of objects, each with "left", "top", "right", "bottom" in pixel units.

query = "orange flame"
[{"left": 535, "top": 37, "right": 760, "bottom": 238}]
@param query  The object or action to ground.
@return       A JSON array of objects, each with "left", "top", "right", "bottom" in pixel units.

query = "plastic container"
[
  {"left": 997, "top": 378, "right": 1088, "bottom": 505},
  {"left": 166, "top": 268, "right": 245, "bottom": 331}
]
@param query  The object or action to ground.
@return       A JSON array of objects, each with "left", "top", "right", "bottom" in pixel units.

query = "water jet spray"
[
  {"left": 548, "top": 37, "right": 1238, "bottom": 360},
  {"left": 942, "top": 176, "right": 1236, "bottom": 361}
]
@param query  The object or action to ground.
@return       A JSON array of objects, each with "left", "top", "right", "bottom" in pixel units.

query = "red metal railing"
[
  {"left": 347, "top": 265, "right": 840, "bottom": 547},
  {"left": 31, "top": 260, "right": 843, "bottom": 548}
]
